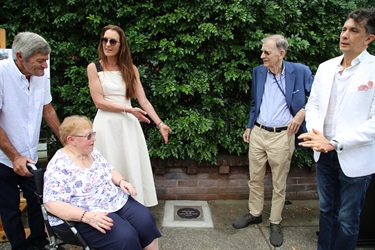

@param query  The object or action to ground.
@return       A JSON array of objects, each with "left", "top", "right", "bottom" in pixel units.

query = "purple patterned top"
[{"left": 43, "top": 148, "right": 128, "bottom": 226}]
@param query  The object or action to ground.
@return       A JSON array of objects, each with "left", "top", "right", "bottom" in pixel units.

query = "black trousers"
[{"left": 0, "top": 162, "right": 47, "bottom": 250}]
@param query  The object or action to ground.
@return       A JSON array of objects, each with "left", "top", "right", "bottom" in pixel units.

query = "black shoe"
[
  {"left": 33, "top": 245, "right": 52, "bottom": 250},
  {"left": 233, "top": 213, "right": 262, "bottom": 229},
  {"left": 33, "top": 241, "right": 52, "bottom": 250},
  {"left": 270, "top": 223, "right": 283, "bottom": 247},
  {"left": 34, "top": 244, "right": 65, "bottom": 250}
]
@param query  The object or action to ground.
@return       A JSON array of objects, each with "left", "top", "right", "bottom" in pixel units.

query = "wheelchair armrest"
[{"left": 64, "top": 220, "right": 77, "bottom": 227}]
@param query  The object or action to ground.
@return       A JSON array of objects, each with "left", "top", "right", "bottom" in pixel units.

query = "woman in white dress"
[{"left": 87, "top": 25, "right": 172, "bottom": 207}]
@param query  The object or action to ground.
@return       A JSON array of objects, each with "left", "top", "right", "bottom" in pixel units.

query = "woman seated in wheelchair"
[{"left": 43, "top": 115, "right": 161, "bottom": 250}]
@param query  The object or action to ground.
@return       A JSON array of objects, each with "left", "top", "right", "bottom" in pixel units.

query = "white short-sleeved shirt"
[{"left": 0, "top": 58, "right": 52, "bottom": 168}]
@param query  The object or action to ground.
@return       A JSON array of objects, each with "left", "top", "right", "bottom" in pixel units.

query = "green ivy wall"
[{"left": 1, "top": 0, "right": 374, "bottom": 165}]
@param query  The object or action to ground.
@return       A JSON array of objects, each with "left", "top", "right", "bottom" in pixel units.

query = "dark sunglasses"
[{"left": 101, "top": 37, "right": 119, "bottom": 46}]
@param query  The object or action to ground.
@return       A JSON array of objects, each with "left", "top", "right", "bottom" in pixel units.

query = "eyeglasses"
[
  {"left": 101, "top": 37, "right": 119, "bottom": 46},
  {"left": 72, "top": 131, "right": 96, "bottom": 140}
]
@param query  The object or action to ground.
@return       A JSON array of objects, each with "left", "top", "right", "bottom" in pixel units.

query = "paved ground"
[
  {"left": 150, "top": 199, "right": 375, "bottom": 250},
  {"left": 1, "top": 199, "right": 374, "bottom": 249}
]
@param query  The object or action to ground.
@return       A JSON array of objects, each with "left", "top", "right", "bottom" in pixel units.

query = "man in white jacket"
[{"left": 298, "top": 8, "right": 375, "bottom": 250}]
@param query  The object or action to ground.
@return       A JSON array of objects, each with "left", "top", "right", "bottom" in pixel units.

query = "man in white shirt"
[
  {"left": 298, "top": 8, "right": 375, "bottom": 250},
  {"left": 0, "top": 32, "right": 61, "bottom": 250}
]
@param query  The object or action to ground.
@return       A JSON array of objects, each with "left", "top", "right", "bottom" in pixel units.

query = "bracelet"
[
  {"left": 118, "top": 178, "right": 127, "bottom": 187},
  {"left": 80, "top": 210, "right": 87, "bottom": 222},
  {"left": 157, "top": 121, "right": 165, "bottom": 128}
]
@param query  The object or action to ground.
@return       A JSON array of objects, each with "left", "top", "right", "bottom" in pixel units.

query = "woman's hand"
[
  {"left": 159, "top": 123, "right": 172, "bottom": 144},
  {"left": 119, "top": 180, "right": 138, "bottom": 196},
  {"left": 83, "top": 212, "right": 114, "bottom": 234},
  {"left": 127, "top": 107, "right": 150, "bottom": 123}
]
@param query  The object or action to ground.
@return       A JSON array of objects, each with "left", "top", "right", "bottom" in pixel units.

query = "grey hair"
[
  {"left": 262, "top": 34, "right": 289, "bottom": 53},
  {"left": 11, "top": 32, "right": 51, "bottom": 60}
]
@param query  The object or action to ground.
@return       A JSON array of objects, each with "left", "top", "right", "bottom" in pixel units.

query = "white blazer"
[{"left": 305, "top": 50, "right": 375, "bottom": 177}]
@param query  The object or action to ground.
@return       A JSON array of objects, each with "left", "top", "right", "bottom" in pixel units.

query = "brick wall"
[{"left": 152, "top": 155, "right": 318, "bottom": 200}]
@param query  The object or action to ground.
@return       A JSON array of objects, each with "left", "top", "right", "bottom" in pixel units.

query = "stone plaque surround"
[{"left": 163, "top": 200, "right": 214, "bottom": 228}]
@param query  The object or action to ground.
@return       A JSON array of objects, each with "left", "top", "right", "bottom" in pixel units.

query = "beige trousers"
[{"left": 248, "top": 125, "right": 295, "bottom": 224}]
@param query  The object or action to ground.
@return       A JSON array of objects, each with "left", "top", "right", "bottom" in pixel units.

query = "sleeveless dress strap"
[{"left": 94, "top": 61, "right": 102, "bottom": 72}]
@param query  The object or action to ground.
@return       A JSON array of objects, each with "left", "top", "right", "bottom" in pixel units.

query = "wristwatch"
[{"left": 330, "top": 140, "right": 343, "bottom": 151}]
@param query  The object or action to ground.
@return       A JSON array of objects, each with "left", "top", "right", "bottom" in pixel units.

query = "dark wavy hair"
[
  {"left": 347, "top": 8, "right": 375, "bottom": 37},
  {"left": 97, "top": 25, "right": 136, "bottom": 99}
]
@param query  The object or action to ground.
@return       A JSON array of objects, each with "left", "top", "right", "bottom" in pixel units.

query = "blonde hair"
[{"left": 59, "top": 115, "right": 92, "bottom": 144}]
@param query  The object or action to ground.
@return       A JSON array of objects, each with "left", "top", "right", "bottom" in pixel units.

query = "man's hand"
[
  {"left": 12, "top": 156, "right": 35, "bottom": 177},
  {"left": 287, "top": 109, "right": 305, "bottom": 135},
  {"left": 297, "top": 128, "right": 335, "bottom": 153},
  {"left": 243, "top": 128, "right": 251, "bottom": 143}
]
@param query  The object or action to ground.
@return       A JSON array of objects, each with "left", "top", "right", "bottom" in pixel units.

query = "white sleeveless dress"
[{"left": 92, "top": 65, "right": 158, "bottom": 207}]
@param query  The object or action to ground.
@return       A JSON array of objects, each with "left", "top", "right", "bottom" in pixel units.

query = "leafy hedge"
[{"left": 1, "top": 0, "right": 374, "bottom": 165}]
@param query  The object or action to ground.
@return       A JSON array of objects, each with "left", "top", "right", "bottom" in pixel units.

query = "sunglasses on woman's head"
[{"left": 101, "top": 37, "right": 119, "bottom": 46}]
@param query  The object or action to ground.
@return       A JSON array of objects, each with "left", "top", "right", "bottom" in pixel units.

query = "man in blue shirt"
[{"left": 233, "top": 34, "right": 313, "bottom": 247}]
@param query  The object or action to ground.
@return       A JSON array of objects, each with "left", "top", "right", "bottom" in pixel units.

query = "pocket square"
[{"left": 357, "top": 81, "right": 373, "bottom": 91}]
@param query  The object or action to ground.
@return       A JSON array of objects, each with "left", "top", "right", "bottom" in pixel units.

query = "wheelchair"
[{"left": 27, "top": 163, "right": 91, "bottom": 250}]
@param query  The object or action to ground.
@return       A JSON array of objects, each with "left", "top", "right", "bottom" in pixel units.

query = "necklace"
[
  {"left": 65, "top": 146, "right": 92, "bottom": 168},
  {"left": 65, "top": 146, "right": 84, "bottom": 158}
]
